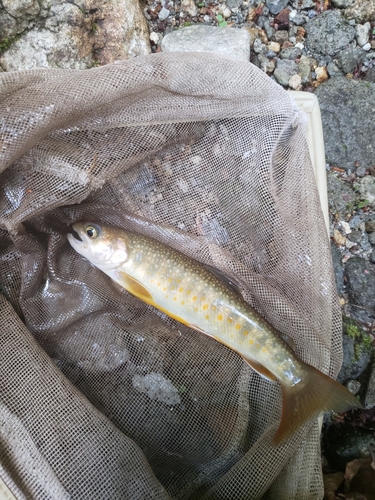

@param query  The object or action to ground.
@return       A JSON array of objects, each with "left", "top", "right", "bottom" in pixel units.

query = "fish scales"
[
  {"left": 124, "top": 232, "right": 294, "bottom": 380},
  {"left": 67, "top": 222, "right": 362, "bottom": 444}
]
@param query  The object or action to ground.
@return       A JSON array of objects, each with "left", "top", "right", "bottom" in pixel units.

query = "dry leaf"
[
  {"left": 324, "top": 471, "right": 344, "bottom": 500},
  {"left": 343, "top": 444, "right": 375, "bottom": 500}
]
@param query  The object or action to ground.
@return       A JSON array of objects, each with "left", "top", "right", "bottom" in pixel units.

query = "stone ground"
[{"left": 1, "top": 0, "right": 375, "bottom": 497}]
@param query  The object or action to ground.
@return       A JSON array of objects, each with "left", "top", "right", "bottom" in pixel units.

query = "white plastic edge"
[
  {"left": 287, "top": 90, "right": 328, "bottom": 437},
  {"left": 0, "top": 478, "right": 16, "bottom": 500},
  {"left": 287, "top": 90, "right": 329, "bottom": 234}
]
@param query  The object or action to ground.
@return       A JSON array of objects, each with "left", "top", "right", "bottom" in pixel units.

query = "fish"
[{"left": 67, "top": 222, "right": 361, "bottom": 444}]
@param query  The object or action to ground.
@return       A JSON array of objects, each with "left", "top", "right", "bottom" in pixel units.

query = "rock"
[
  {"left": 371, "top": 248, "right": 375, "bottom": 264},
  {"left": 161, "top": 25, "right": 250, "bottom": 61},
  {"left": 247, "top": 7, "right": 257, "bottom": 21},
  {"left": 279, "top": 46, "right": 302, "bottom": 59},
  {"left": 253, "top": 38, "right": 264, "bottom": 54},
  {"left": 323, "top": 424, "right": 375, "bottom": 470},
  {"left": 265, "top": 0, "right": 289, "bottom": 15},
  {"left": 315, "top": 78, "right": 375, "bottom": 170},
  {"left": 0, "top": 0, "right": 150, "bottom": 71},
  {"left": 262, "top": 17, "right": 276, "bottom": 39},
  {"left": 355, "top": 22, "right": 371, "bottom": 47},
  {"left": 364, "top": 66, "right": 375, "bottom": 83},
  {"left": 158, "top": 7, "right": 170, "bottom": 21},
  {"left": 2, "top": 0, "right": 39, "bottom": 20},
  {"left": 358, "top": 176, "right": 375, "bottom": 208},
  {"left": 336, "top": 331, "right": 372, "bottom": 383},
  {"left": 315, "top": 66, "right": 329, "bottom": 84},
  {"left": 301, "top": 0, "right": 316, "bottom": 7},
  {"left": 343, "top": 0, "right": 375, "bottom": 23},
  {"left": 347, "top": 230, "right": 362, "bottom": 244},
  {"left": 305, "top": 10, "right": 355, "bottom": 58},
  {"left": 368, "top": 232, "right": 375, "bottom": 245},
  {"left": 0, "top": 10, "right": 24, "bottom": 42},
  {"left": 362, "top": 42, "right": 371, "bottom": 51},
  {"left": 332, "top": 0, "right": 355, "bottom": 6},
  {"left": 267, "top": 41, "right": 280, "bottom": 52},
  {"left": 297, "top": 55, "right": 312, "bottom": 84},
  {"left": 226, "top": 0, "right": 243, "bottom": 8},
  {"left": 273, "top": 30, "right": 289, "bottom": 44},
  {"left": 274, "top": 8, "right": 290, "bottom": 29},
  {"left": 331, "top": 244, "right": 345, "bottom": 293},
  {"left": 365, "top": 220, "right": 375, "bottom": 233},
  {"left": 149, "top": 32, "right": 159, "bottom": 44},
  {"left": 273, "top": 58, "right": 297, "bottom": 86},
  {"left": 327, "top": 172, "right": 356, "bottom": 218},
  {"left": 327, "top": 61, "right": 343, "bottom": 77},
  {"left": 246, "top": 27, "right": 260, "bottom": 48},
  {"left": 288, "top": 73, "right": 301, "bottom": 90},
  {"left": 365, "top": 362, "right": 375, "bottom": 408},
  {"left": 255, "top": 52, "right": 276, "bottom": 73},
  {"left": 356, "top": 166, "right": 367, "bottom": 177},
  {"left": 333, "top": 229, "right": 347, "bottom": 246},
  {"left": 181, "top": 0, "right": 198, "bottom": 17},
  {"left": 337, "top": 47, "right": 366, "bottom": 74},
  {"left": 346, "top": 379, "right": 361, "bottom": 395},
  {"left": 218, "top": 4, "right": 232, "bottom": 18},
  {"left": 345, "top": 257, "right": 375, "bottom": 313},
  {"left": 290, "top": 12, "right": 306, "bottom": 26},
  {"left": 349, "top": 214, "right": 363, "bottom": 229}
]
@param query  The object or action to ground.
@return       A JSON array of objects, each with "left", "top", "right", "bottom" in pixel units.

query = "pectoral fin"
[{"left": 117, "top": 271, "right": 154, "bottom": 303}]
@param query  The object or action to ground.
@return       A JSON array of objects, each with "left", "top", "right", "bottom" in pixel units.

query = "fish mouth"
[{"left": 69, "top": 226, "right": 82, "bottom": 242}]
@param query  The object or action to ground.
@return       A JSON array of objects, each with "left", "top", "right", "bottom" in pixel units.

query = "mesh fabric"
[{"left": 0, "top": 52, "right": 341, "bottom": 499}]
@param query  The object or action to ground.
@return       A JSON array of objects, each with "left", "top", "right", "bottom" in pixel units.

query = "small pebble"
[
  {"left": 362, "top": 43, "right": 371, "bottom": 52},
  {"left": 365, "top": 220, "right": 375, "bottom": 233},
  {"left": 345, "top": 379, "right": 361, "bottom": 396},
  {"left": 253, "top": 38, "right": 264, "bottom": 53},
  {"left": 158, "top": 7, "right": 170, "bottom": 20},
  {"left": 356, "top": 166, "right": 367, "bottom": 177},
  {"left": 315, "top": 66, "right": 329, "bottom": 84},
  {"left": 333, "top": 229, "right": 346, "bottom": 246},
  {"left": 340, "top": 221, "right": 351, "bottom": 234},
  {"left": 150, "top": 32, "right": 159, "bottom": 44},
  {"left": 368, "top": 232, "right": 375, "bottom": 245},
  {"left": 268, "top": 41, "right": 280, "bottom": 53},
  {"left": 289, "top": 73, "right": 302, "bottom": 90}
]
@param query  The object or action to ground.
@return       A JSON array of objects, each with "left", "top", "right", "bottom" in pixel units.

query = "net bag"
[{"left": 0, "top": 52, "right": 341, "bottom": 499}]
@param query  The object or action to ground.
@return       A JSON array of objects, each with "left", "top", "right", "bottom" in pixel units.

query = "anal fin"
[{"left": 243, "top": 357, "right": 277, "bottom": 381}]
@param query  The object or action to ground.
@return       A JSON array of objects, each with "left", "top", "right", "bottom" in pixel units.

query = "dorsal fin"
[{"left": 203, "top": 263, "right": 242, "bottom": 295}]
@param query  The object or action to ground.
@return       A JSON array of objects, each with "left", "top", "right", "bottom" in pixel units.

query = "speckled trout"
[{"left": 67, "top": 222, "right": 361, "bottom": 444}]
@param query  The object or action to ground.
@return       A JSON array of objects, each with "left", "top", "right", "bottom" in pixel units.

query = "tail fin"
[{"left": 273, "top": 363, "right": 362, "bottom": 445}]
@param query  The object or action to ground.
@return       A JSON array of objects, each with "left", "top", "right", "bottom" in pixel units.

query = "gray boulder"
[
  {"left": 305, "top": 10, "right": 355, "bottom": 58},
  {"left": 315, "top": 78, "right": 375, "bottom": 169}
]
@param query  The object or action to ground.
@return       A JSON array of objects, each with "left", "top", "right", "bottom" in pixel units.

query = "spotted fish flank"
[{"left": 68, "top": 222, "right": 361, "bottom": 444}]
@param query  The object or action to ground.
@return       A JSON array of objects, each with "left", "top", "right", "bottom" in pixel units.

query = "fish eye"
[{"left": 85, "top": 224, "right": 100, "bottom": 239}]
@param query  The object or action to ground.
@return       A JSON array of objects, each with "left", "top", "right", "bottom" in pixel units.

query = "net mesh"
[{"left": 0, "top": 52, "right": 341, "bottom": 499}]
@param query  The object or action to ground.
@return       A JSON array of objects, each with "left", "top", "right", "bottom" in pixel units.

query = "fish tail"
[{"left": 273, "top": 363, "right": 362, "bottom": 445}]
